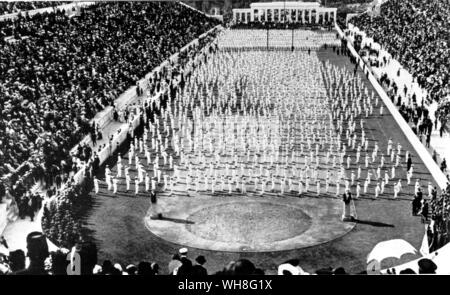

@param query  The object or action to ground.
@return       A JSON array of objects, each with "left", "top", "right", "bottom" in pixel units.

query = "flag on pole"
[{"left": 420, "top": 224, "right": 430, "bottom": 256}]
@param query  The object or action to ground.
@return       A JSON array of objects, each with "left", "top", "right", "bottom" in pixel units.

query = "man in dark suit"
[
  {"left": 14, "top": 232, "right": 49, "bottom": 275},
  {"left": 412, "top": 192, "right": 422, "bottom": 216},
  {"left": 150, "top": 190, "right": 161, "bottom": 219},
  {"left": 176, "top": 248, "right": 192, "bottom": 275},
  {"left": 407, "top": 154, "right": 412, "bottom": 172},
  {"left": 342, "top": 190, "right": 354, "bottom": 221},
  {"left": 418, "top": 258, "right": 437, "bottom": 274},
  {"left": 150, "top": 190, "right": 157, "bottom": 203},
  {"left": 8, "top": 249, "right": 25, "bottom": 273},
  {"left": 92, "top": 153, "right": 100, "bottom": 173},
  {"left": 192, "top": 255, "right": 207, "bottom": 276}
]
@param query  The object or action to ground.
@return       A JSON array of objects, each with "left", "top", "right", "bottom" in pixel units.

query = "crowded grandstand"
[{"left": 0, "top": 0, "right": 449, "bottom": 277}]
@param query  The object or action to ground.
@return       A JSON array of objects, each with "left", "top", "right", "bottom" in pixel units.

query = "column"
[
  {"left": 316, "top": 11, "right": 319, "bottom": 24},
  {"left": 250, "top": 10, "right": 254, "bottom": 22},
  {"left": 265, "top": 9, "right": 268, "bottom": 21},
  {"left": 288, "top": 9, "right": 292, "bottom": 22},
  {"left": 295, "top": 9, "right": 299, "bottom": 22},
  {"left": 309, "top": 10, "right": 312, "bottom": 23},
  {"left": 302, "top": 10, "right": 305, "bottom": 23}
]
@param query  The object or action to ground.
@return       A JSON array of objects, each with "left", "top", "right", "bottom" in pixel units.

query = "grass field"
[{"left": 80, "top": 46, "right": 436, "bottom": 275}]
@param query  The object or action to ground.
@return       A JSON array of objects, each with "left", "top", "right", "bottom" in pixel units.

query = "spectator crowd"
[
  {"left": 350, "top": 0, "right": 450, "bottom": 103},
  {"left": 1, "top": 0, "right": 449, "bottom": 277},
  {"left": 428, "top": 183, "right": 450, "bottom": 251},
  {"left": 346, "top": 1, "right": 450, "bottom": 250},
  {"left": 343, "top": 0, "right": 450, "bottom": 179},
  {"left": 0, "top": 231, "right": 440, "bottom": 275},
  {"left": 0, "top": 1, "right": 219, "bottom": 218},
  {"left": 0, "top": 1, "right": 67, "bottom": 15}
]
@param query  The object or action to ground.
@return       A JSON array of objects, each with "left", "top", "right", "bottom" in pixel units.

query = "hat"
[
  {"left": 315, "top": 267, "right": 334, "bottom": 275},
  {"left": 93, "top": 264, "right": 102, "bottom": 274},
  {"left": 179, "top": 248, "right": 188, "bottom": 255},
  {"left": 232, "top": 259, "right": 256, "bottom": 275},
  {"left": 26, "top": 232, "right": 49, "bottom": 259},
  {"left": 125, "top": 264, "right": 137, "bottom": 275},
  {"left": 114, "top": 263, "right": 123, "bottom": 272},
  {"left": 126, "top": 264, "right": 136, "bottom": 270},
  {"left": 278, "top": 263, "right": 301, "bottom": 275},
  {"left": 418, "top": 258, "right": 437, "bottom": 274},
  {"left": 195, "top": 255, "right": 206, "bottom": 265},
  {"left": 333, "top": 267, "right": 347, "bottom": 275},
  {"left": 151, "top": 262, "right": 159, "bottom": 271},
  {"left": 399, "top": 268, "right": 416, "bottom": 274}
]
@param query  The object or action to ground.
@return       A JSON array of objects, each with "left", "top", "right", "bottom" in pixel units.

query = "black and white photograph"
[{"left": 0, "top": 0, "right": 449, "bottom": 285}]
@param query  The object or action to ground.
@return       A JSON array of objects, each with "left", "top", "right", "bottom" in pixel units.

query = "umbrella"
[
  {"left": 367, "top": 239, "right": 418, "bottom": 263},
  {"left": 0, "top": 245, "right": 9, "bottom": 256}
]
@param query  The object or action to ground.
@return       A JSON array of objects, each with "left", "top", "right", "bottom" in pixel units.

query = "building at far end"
[{"left": 232, "top": 1, "right": 337, "bottom": 25}]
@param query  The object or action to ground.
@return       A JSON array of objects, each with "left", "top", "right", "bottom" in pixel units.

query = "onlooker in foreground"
[{"left": 13, "top": 232, "right": 49, "bottom": 275}]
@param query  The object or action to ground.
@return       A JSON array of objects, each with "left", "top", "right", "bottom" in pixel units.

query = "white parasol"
[
  {"left": 367, "top": 239, "right": 418, "bottom": 263},
  {"left": 0, "top": 245, "right": 9, "bottom": 256}
]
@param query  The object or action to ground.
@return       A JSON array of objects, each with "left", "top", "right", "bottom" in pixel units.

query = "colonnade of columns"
[{"left": 233, "top": 7, "right": 336, "bottom": 25}]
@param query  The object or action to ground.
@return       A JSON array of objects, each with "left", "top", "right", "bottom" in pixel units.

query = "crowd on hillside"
[
  {"left": 0, "top": 1, "right": 67, "bottom": 15},
  {"left": 350, "top": 0, "right": 450, "bottom": 103},
  {"left": 0, "top": 1, "right": 219, "bottom": 216}
]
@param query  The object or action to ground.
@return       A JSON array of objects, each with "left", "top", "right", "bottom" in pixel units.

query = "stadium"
[{"left": 0, "top": 0, "right": 449, "bottom": 277}]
